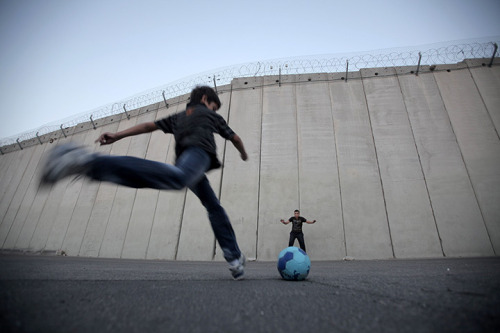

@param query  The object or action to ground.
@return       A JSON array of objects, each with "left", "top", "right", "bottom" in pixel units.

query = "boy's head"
[
  {"left": 294, "top": 210, "right": 300, "bottom": 217},
  {"left": 190, "top": 85, "right": 221, "bottom": 111}
]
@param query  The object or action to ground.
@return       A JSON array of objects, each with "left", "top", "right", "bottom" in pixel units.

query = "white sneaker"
[
  {"left": 40, "top": 144, "right": 93, "bottom": 186},
  {"left": 229, "top": 254, "right": 246, "bottom": 280}
]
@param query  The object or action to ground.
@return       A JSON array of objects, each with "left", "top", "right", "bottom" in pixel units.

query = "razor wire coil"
[{"left": 1, "top": 38, "right": 498, "bottom": 148}]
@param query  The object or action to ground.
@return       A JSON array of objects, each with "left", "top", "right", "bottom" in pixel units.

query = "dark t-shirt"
[
  {"left": 289, "top": 216, "right": 307, "bottom": 232},
  {"left": 155, "top": 103, "right": 235, "bottom": 170}
]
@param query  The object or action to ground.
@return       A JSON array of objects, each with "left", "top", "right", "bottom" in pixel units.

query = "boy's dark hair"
[
  {"left": 294, "top": 209, "right": 300, "bottom": 213},
  {"left": 190, "top": 85, "right": 221, "bottom": 108}
]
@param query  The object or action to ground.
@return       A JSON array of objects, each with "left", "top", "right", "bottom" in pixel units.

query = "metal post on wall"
[
  {"left": 123, "top": 105, "right": 130, "bottom": 119},
  {"left": 16, "top": 138, "right": 23, "bottom": 150},
  {"left": 35, "top": 132, "right": 43, "bottom": 145},
  {"left": 60, "top": 124, "right": 67, "bottom": 138},
  {"left": 90, "top": 115, "right": 96, "bottom": 130},
  {"left": 488, "top": 43, "right": 498, "bottom": 67},
  {"left": 345, "top": 60, "right": 349, "bottom": 82},
  {"left": 162, "top": 91, "right": 169, "bottom": 108},
  {"left": 416, "top": 52, "right": 422, "bottom": 76},
  {"left": 213, "top": 76, "right": 218, "bottom": 93},
  {"left": 279, "top": 66, "right": 282, "bottom": 87}
]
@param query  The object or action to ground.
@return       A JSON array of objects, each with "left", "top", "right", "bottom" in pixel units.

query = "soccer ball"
[{"left": 277, "top": 246, "right": 311, "bottom": 281}]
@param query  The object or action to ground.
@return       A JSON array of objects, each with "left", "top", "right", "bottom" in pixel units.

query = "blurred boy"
[{"left": 41, "top": 86, "right": 248, "bottom": 279}]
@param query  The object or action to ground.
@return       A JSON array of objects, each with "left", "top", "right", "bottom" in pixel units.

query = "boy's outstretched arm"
[
  {"left": 230, "top": 134, "right": 248, "bottom": 161},
  {"left": 96, "top": 121, "right": 158, "bottom": 145}
]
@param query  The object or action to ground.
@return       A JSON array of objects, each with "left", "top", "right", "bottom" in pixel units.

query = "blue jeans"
[{"left": 87, "top": 147, "right": 241, "bottom": 262}]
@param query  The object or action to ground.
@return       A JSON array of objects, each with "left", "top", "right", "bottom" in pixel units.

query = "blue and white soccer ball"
[{"left": 277, "top": 246, "right": 311, "bottom": 281}]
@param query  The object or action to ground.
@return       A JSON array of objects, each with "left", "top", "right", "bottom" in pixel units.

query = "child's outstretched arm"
[
  {"left": 96, "top": 121, "right": 158, "bottom": 145},
  {"left": 230, "top": 134, "right": 248, "bottom": 161}
]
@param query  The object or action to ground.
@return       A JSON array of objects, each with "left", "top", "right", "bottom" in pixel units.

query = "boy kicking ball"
[{"left": 40, "top": 86, "right": 248, "bottom": 280}]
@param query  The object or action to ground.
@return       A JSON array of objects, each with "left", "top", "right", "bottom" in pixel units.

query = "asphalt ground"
[{"left": 0, "top": 254, "right": 499, "bottom": 333}]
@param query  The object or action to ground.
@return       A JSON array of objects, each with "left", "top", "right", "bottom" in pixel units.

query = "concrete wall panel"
[
  {"left": 466, "top": 59, "right": 500, "bottom": 134},
  {"left": 398, "top": 71, "right": 492, "bottom": 256},
  {"left": 0, "top": 144, "right": 44, "bottom": 248},
  {"left": 328, "top": 77, "right": 393, "bottom": 259},
  {"left": 121, "top": 108, "right": 163, "bottom": 259},
  {"left": 99, "top": 110, "right": 155, "bottom": 258},
  {"left": 12, "top": 134, "right": 70, "bottom": 250},
  {"left": 434, "top": 66, "right": 500, "bottom": 254},
  {"left": 295, "top": 81, "right": 345, "bottom": 259},
  {"left": 258, "top": 82, "right": 298, "bottom": 261},
  {"left": 146, "top": 99, "right": 188, "bottom": 260},
  {"left": 0, "top": 150, "right": 22, "bottom": 204},
  {"left": 28, "top": 131, "right": 88, "bottom": 251},
  {"left": 2, "top": 141, "right": 53, "bottom": 249},
  {"left": 0, "top": 153, "right": 12, "bottom": 179},
  {"left": 59, "top": 120, "right": 120, "bottom": 256},
  {"left": 0, "top": 149, "right": 32, "bottom": 220},
  {"left": 79, "top": 114, "right": 138, "bottom": 257},
  {"left": 362, "top": 68, "right": 442, "bottom": 258},
  {"left": 0, "top": 150, "right": 19, "bottom": 237},
  {"left": 218, "top": 78, "right": 263, "bottom": 261}
]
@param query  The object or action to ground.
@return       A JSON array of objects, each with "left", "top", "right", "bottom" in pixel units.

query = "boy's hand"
[
  {"left": 96, "top": 132, "right": 118, "bottom": 145},
  {"left": 230, "top": 134, "right": 248, "bottom": 161}
]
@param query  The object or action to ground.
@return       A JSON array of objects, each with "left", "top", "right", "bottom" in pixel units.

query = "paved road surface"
[{"left": 1, "top": 254, "right": 499, "bottom": 332}]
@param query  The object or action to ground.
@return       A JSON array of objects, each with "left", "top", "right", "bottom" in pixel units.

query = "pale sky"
[{"left": 1, "top": 0, "right": 499, "bottom": 140}]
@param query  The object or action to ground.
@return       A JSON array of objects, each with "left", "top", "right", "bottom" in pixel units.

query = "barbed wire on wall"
[{"left": 1, "top": 37, "right": 498, "bottom": 149}]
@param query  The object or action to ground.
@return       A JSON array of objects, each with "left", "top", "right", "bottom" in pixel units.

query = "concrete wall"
[{"left": 1, "top": 58, "right": 499, "bottom": 261}]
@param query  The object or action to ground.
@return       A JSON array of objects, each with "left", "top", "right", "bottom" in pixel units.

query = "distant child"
[
  {"left": 280, "top": 209, "right": 316, "bottom": 252},
  {"left": 40, "top": 86, "right": 248, "bottom": 279}
]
